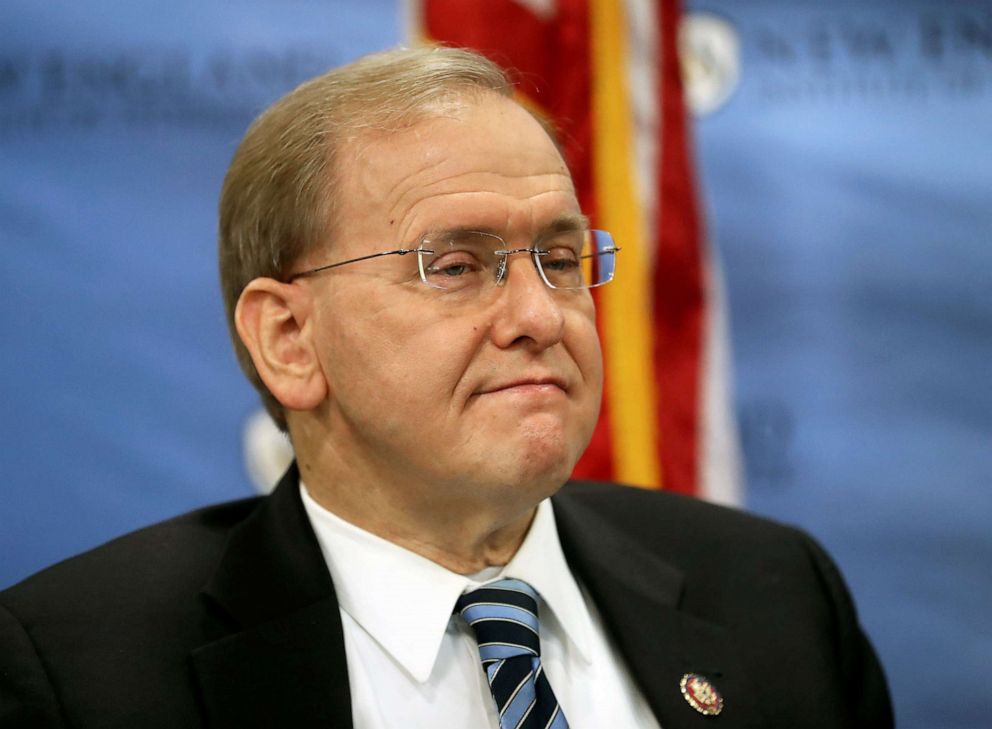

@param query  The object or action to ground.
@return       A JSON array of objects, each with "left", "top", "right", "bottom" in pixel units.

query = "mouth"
[{"left": 475, "top": 376, "right": 568, "bottom": 397}]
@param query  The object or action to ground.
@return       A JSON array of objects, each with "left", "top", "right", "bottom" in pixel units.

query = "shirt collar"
[{"left": 300, "top": 484, "right": 593, "bottom": 683}]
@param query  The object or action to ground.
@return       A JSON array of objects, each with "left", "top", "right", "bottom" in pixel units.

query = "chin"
[
  {"left": 457, "top": 411, "right": 594, "bottom": 495},
  {"left": 505, "top": 425, "right": 582, "bottom": 491}
]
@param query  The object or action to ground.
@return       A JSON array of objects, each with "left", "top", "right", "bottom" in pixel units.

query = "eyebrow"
[
  {"left": 421, "top": 212, "right": 591, "bottom": 242},
  {"left": 543, "top": 212, "right": 591, "bottom": 233}
]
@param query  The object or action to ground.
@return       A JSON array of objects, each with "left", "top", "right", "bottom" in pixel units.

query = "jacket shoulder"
[
  {"left": 556, "top": 479, "right": 802, "bottom": 544},
  {"left": 1, "top": 496, "right": 261, "bottom": 619},
  {"left": 0, "top": 496, "right": 264, "bottom": 728}
]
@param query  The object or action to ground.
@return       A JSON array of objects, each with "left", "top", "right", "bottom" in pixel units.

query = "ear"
[{"left": 234, "top": 277, "right": 328, "bottom": 412}]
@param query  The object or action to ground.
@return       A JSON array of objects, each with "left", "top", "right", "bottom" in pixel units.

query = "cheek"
[
  {"left": 320, "top": 295, "right": 482, "bottom": 411},
  {"left": 315, "top": 292, "right": 398, "bottom": 393},
  {"left": 405, "top": 317, "right": 490, "bottom": 411}
]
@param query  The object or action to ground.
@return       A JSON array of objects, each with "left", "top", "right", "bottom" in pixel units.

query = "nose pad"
[
  {"left": 493, "top": 248, "right": 545, "bottom": 287},
  {"left": 495, "top": 255, "right": 509, "bottom": 285}
]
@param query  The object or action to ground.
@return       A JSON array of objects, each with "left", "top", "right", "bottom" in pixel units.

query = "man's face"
[{"left": 301, "top": 93, "right": 603, "bottom": 509}]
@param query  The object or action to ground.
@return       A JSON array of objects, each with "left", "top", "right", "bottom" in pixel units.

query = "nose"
[{"left": 488, "top": 252, "right": 566, "bottom": 351}]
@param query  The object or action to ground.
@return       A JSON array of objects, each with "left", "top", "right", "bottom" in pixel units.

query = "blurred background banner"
[
  {"left": 0, "top": 0, "right": 400, "bottom": 570},
  {"left": 1, "top": 1, "right": 989, "bottom": 727},
  {"left": 681, "top": 3, "right": 991, "bottom": 727}
]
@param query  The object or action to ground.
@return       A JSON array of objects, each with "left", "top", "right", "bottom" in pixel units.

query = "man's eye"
[
  {"left": 426, "top": 254, "right": 481, "bottom": 277},
  {"left": 434, "top": 263, "right": 471, "bottom": 277},
  {"left": 542, "top": 249, "right": 579, "bottom": 272}
]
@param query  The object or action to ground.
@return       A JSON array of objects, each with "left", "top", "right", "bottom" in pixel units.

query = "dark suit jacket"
[{"left": 0, "top": 466, "right": 892, "bottom": 728}]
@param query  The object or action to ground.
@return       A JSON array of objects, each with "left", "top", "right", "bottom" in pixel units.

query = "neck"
[{"left": 291, "top": 422, "right": 540, "bottom": 574}]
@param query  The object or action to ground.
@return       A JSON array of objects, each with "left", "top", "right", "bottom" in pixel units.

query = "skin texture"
[{"left": 235, "top": 93, "right": 604, "bottom": 573}]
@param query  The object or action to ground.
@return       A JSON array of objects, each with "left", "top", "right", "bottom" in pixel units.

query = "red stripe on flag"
[
  {"left": 423, "top": 1, "right": 551, "bottom": 101},
  {"left": 652, "top": 0, "right": 705, "bottom": 494}
]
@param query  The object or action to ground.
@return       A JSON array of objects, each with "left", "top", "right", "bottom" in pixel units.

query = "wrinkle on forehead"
[
  {"left": 384, "top": 151, "right": 575, "bottom": 242},
  {"left": 334, "top": 95, "right": 577, "bottom": 251}
]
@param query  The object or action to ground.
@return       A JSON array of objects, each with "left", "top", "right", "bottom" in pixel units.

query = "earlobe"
[{"left": 234, "top": 278, "right": 328, "bottom": 412}]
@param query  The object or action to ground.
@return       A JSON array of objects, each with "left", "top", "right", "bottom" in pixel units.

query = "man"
[{"left": 0, "top": 46, "right": 892, "bottom": 728}]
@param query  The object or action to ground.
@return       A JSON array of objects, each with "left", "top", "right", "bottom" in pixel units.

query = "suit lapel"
[
  {"left": 191, "top": 464, "right": 353, "bottom": 729},
  {"left": 553, "top": 488, "right": 764, "bottom": 729}
]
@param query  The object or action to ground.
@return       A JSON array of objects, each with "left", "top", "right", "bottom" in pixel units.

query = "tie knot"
[{"left": 455, "top": 578, "right": 542, "bottom": 663}]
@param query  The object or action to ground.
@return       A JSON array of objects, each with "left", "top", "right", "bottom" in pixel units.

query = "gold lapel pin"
[{"left": 680, "top": 672, "right": 724, "bottom": 716}]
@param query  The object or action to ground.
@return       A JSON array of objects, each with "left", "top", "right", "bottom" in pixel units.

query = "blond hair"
[{"left": 218, "top": 46, "right": 513, "bottom": 429}]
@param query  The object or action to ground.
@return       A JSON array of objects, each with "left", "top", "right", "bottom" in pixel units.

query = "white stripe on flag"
[
  {"left": 700, "top": 242, "right": 744, "bottom": 506},
  {"left": 626, "top": 0, "right": 660, "bottom": 270}
]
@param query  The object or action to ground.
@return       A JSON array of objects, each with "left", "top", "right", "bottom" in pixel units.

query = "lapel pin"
[{"left": 680, "top": 673, "right": 724, "bottom": 716}]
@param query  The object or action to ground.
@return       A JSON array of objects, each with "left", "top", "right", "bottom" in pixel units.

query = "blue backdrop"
[
  {"left": 1, "top": 2, "right": 989, "bottom": 727},
  {"left": 686, "top": 3, "right": 991, "bottom": 726}
]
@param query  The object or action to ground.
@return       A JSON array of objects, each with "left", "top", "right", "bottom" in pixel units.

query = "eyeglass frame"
[{"left": 285, "top": 229, "right": 621, "bottom": 290}]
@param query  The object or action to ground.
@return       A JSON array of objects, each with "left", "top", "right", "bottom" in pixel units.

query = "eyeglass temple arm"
[{"left": 287, "top": 248, "right": 426, "bottom": 282}]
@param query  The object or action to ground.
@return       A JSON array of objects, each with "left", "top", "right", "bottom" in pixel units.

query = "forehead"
[{"left": 332, "top": 94, "right": 578, "bottom": 251}]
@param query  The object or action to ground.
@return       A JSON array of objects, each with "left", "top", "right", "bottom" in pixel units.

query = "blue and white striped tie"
[{"left": 455, "top": 578, "right": 569, "bottom": 729}]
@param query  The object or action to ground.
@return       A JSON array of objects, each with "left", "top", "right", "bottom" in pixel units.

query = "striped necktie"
[{"left": 454, "top": 578, "right": 569, "bottom": 729}]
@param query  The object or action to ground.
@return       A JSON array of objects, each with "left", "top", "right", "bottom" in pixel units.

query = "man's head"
[{"left": 221, "top": 46, "right": 604, "bottom": 516}]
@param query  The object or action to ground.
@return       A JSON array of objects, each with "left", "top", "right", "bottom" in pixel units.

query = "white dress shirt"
[{"left": 301, "top": 484, "right": 662, "bottom": 729}]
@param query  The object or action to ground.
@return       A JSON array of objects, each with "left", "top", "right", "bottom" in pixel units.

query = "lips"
[{"left": 475, "top": 375, "right": 568, "bottom": 396}]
